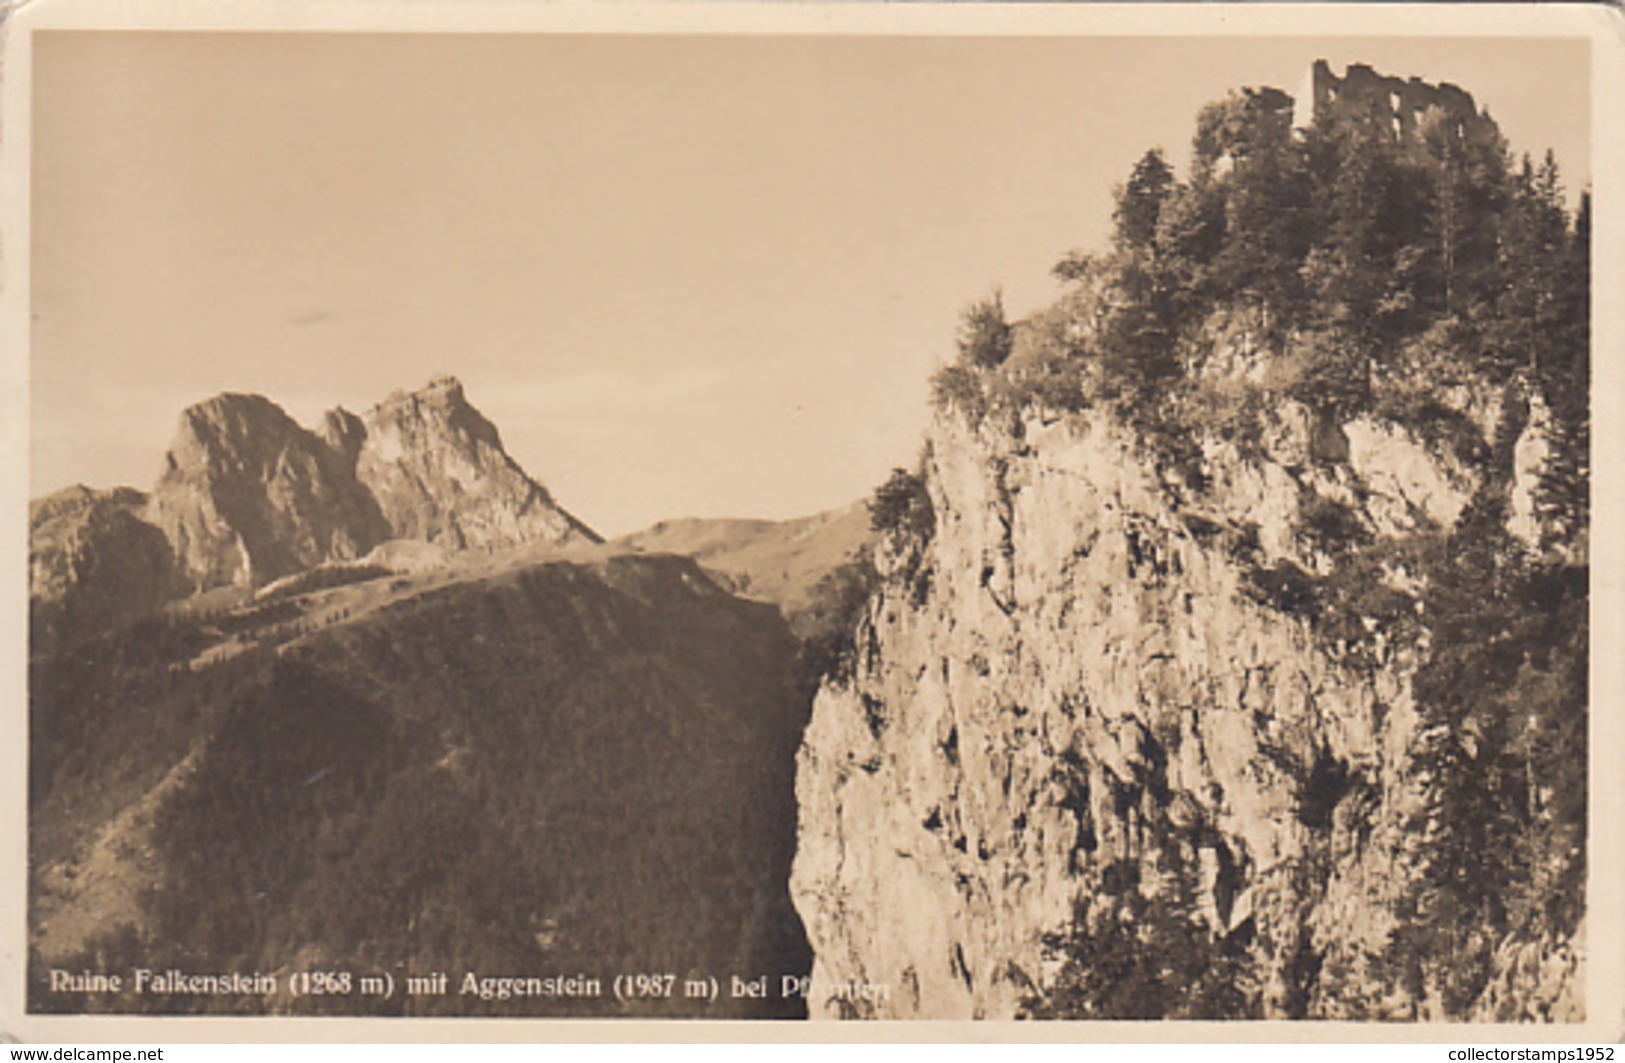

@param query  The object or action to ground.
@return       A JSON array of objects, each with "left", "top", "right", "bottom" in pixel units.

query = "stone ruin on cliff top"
[{"left": 1296, "top": 58, "right": 1496, "bottom": 141}]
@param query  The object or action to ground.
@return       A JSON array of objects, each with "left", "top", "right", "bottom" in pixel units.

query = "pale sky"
[{"left": 30, "top": 32, "right": 1590, "bottom": 537}]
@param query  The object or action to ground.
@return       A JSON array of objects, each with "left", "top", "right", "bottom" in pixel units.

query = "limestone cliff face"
[
  {"left": 790, "top": 402, "right": 1563, "bottom": 1019},
  {"left": 352, "top": 375, "right": 598, "bottom": 551},
  {"left": 147, "top": 394, "right": 391, "bottom": 592}
]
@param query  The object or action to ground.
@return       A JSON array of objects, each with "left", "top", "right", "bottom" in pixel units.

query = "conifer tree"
[{"left": 1113, "top": 148, "right": 1176, "bottom": 251}]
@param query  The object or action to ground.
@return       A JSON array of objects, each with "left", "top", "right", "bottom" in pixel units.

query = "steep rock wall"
[
  {"left": 353, "top": 376, "right": 598, "bottom": 551},
  {"left": 792, "top": 409, "right": 1439, "bottom": 1019},
  {"left": 146, "top": 394, "right": 391, "bottom": 592}
]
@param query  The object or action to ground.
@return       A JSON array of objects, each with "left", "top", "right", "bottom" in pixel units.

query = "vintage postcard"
[{"left": 2, "top": 0, "right": 1621, "bottom": 1043}]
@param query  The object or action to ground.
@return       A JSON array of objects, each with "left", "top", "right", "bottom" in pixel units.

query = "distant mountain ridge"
[
  {"left": 31, "top": 375, "right": 598, "bottom": 649},
  {"left": 615, "top": 503, "right": 871, "bottom": 638}
]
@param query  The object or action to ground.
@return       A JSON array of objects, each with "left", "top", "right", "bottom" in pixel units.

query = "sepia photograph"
[{"left": 4, "top": 1, "right": 1620, "bottom": 1041}]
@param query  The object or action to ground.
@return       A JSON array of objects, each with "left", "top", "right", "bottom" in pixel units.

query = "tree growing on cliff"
[
  {"left": 869, "top": 467, "right": 935, "bottom": 545},
  {"left": 1198, "top": 88, "right": 1313, "bottom": 335},
  {"left": 957, "top": 289, "right": 1015, "bottom": 370},
  {"left": 1392, "top": 497, "right": 1587, "bottom": 1017},
  {"left": 1113, "top": 148, "right": 1176, "bottom": 251},
  {"left": 1535, "top": 188, "right": 1591, "bottom": 553},
  {"left": 1023, "top": 848, "right": 1262, "bottom": 1020}
]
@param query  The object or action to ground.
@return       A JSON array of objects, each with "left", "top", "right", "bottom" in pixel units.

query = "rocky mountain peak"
[
  {"left": 29, "top": 485, "right": 175, "bottom": 651},
  {"left": 364, "top": 373, "right": 504, "bottom": 454},
  {"left": 353, "top": 375, "right": 599, "bottom": 551},
  {"left": 29, "top": 484, "right": 146, "bottom": 528},
  {"left": 148, "top": 393, "right": 390, "bottom": 593},
  {"left": 41, "top": 377, "right": 600, "bottom": 609},
  {"left": 164, "top": 393, "right": 301, "bottom": 467},
  {"left": 373, "top": 373, "right": 467, "bottom": 413},
  {"left": 418, "top": 373, "right": 467, "bottom": 400}
]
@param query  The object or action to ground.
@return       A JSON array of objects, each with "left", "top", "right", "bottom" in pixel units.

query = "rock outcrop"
[
  {"left": 789, "top": 400, "right": 1578, "bottom": 1020},
  {"left": 351, "top": 375, "right": 598, "bottom": 552},
  {"left": 33, "top": 377, "right": 599, "bottom": 630},
  {"left": 147, "top": 393, "right": 391, "bottom": 592},
  {"left": 29, "top": 486, "right": 176, "bottom": 648},
  {"left": 1508, "top": 391, "right": 1553, "bottom": 551}
]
